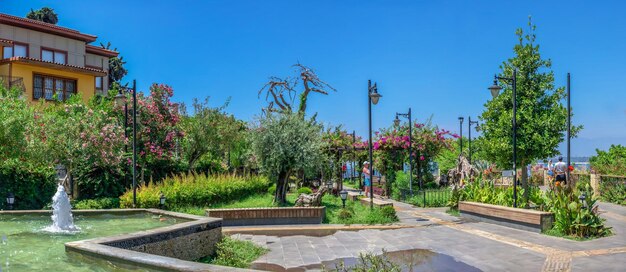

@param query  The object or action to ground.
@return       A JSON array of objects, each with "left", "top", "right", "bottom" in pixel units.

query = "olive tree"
[{"left": 250, "top": 112, "right": 326, "bottom": 203}]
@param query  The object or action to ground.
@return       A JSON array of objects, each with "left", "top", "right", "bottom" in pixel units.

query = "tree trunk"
[
  {"left": 521, "top": 161, "right": 529, "bottom": 208},
  {"left": 275, "top": 170, "right": 290, "bottom": 204}
]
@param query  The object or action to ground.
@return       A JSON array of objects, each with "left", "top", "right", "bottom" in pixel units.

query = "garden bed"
[{"left": 459, "top": 201, "right": 554, "bottom": 233}]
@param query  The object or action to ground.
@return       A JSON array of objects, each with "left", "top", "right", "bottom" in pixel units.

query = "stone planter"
[{"left": 206, "top": 207, "right": 325, "bottom": 226}]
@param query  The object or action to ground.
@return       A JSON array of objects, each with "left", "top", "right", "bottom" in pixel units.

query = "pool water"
[{"left": 0, "top": 213, "right": 184, "bottom": 272}]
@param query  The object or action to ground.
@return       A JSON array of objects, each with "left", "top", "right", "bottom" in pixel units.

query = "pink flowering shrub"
[{"left": 119, "top": 83, "right": 185, "bottom": 181}]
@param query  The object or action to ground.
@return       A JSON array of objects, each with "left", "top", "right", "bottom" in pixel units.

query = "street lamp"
[
  {"left": 326, "top": 180, "right": 333, "bottom": 191},
  {"left": 160, "top": 192, "right": 166, "bottom": 209},
  {"left": 488, "top": 70, "right": 518, "bottom": 207},
  {"left": 339, "top": 190, "right": 348, "bottom": 208},
  {"left": 6, "top": 192, "right": 15, "bottom": 210},
  {"left": 458, "top": 117, "right": 464, "bottom": 156},
  {"left": 468, "top": 117, "right": 479, "bottom": 165},
  {"left": 395, "top": 108, "right": 415, "bottom": 194},
  {"left": 115, "top": 80, "right": 139, "bottom": 207},
  {"left": 368, "top": 80, "right": 381, "bottom": 209}
]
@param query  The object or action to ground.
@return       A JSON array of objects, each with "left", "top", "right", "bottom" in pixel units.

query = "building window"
[
  {"left": 41, "top": 48, "right": 67, "bottom": 64},
  {"left": 2, "top": 43, "right": 28, "bottom": 58},
  {"left": 33, "top": 74, "right": 76, "bottom": 101},
  {"left": 95, "top": 76, "right": 103, "bottom": 91}
]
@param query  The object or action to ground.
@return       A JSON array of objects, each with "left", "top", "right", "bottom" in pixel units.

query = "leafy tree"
[
  {"left": 100, "top": 42, "right": 128, "bottom": 89},
  {"left": 478, "top": 18, "right": 582, "bottom": 203},
  {"left": 590, "top": 145, "right": 626, "bottom": 176},
  {"left": 26, "top": 7, "right": 58, "bottom": 24},
  {"left": 181, "top": 97, "right": 246, "bottom": 171},
  {"left": 250, "top": 113, "right": 326, "bottom": 203}
]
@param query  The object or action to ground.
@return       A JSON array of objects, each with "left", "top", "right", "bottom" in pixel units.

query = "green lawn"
[{"left": 171, "top": 192, "right": 398, "bottom": 225}]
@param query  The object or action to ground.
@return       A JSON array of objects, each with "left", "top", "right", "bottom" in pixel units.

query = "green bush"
[
  {"left": 337, "top": 208, "right": 354, "bottom": 221},
  {"left": 408, "top": 189, "right": 451, "bottom": 207},
  {"left": 600, "top": 181, "right": 626, "bottom": 205},
  {"left": 72, "top": 197, "right": 120, "bottom": 209},
  {"left": 545, "top": 184, "right": 611, "bottom": 238},
  {"left": 267, "top": 184, "right": 277, "bottom": 195},
  {"left": 379, "top": 206, "right": 398, "bottom": 221},
  {"left": 0, "top": 159, "right": 56, "bottom": 210},
  {"left": 200, "top": 236, "right": 268, "bottom": 268},
  {"left": 297, "top": 187, "right": 313, "bottom": 195},
  {"left": 120, "top": 173, "right": 270, "bottom": 208},
  {"left": 590, "top": 144, "right": 626, "bottom": 176}
]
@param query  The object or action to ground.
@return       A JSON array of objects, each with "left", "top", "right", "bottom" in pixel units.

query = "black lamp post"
[
  {"left": 368, "top": 80, "right": 381, "bottom": 209},
  {"left": 6, "top": 192, "right": 15, "bottom": 210},
  {"left": 159, "top": 192, "right": 166, "bottom": 209},
  {"left": 579, "top": 193, "right": 587, "bottom": 209},
  {"left": 115, "top": 79, "right": 138, "bottom": 207},
  {"left": 468, "top": 117, "right": 478, "bottom": 165},
  {"left": 488, "top": 69, "right": 518, "bottom": 207},
  {"left": 458, "top": 117, "right": 464, "bottom": 156},
  {"left": 352, "top": 130, "right": 357, "bottom": 186},
  {"left": 395, "top": 108, "right": 414, "bottom": 193},
  {"left": 339, "top": 190, "right": 348, "bottom": 208}
]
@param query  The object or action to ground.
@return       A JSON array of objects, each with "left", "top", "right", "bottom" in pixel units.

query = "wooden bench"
[
  {"left": 360, "top": 197, "right": 393, "bottom": 208},
  {"left": 459, "top": 201, "right": 554, "bottom": 232},
  {"left": 347, "top": 191, "right": 361, "bottom": 201}
]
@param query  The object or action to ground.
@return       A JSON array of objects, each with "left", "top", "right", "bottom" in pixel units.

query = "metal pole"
[
  {"left": 352, "top": 130, "right": 356, "bottom": 185},
  {"left": 567, "top": 73, "right": 571, "bottom": 185},
  {"left": 512, "top": 70, "right": 517, "bottom": 208},
  {"left": 408, "top": 108, "right": 413, "bottom": 195},
  {"left": 468, "top": 116, "right": 472, "bottom": 165},
  {"left": 132, "top": 79, "right": 137, "bottom": 207},
  {"left": 368, "top": 80, "right": 374, "bottom": 209},
  {"left": 459, "top": 119, "right": 463, "bottom": 155}
]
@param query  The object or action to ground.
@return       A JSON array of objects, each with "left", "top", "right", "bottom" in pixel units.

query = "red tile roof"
[
  {"left": 86, "top": 45, "right": 119, "bottom": 57},
  {"left": 0, "top": 13, "right": 97, "bottom": 42},
  {"left": 0, "top": 56, "right": 107, "bottom": 76}
]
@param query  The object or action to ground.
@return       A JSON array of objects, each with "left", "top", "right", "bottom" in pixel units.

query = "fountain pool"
[{"left": 0, "top": 212, "right": 185, "bottom": 272}]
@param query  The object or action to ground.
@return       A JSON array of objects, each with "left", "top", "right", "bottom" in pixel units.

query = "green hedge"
[
  {"left": 72, "top": 197, "right": 120, "bottom": 209},
  {"left": 120, "top": 173, "right": 271, "bottom": 208},
  {"left": 0, "top": 159, "right": 56, "bottom": 210}
]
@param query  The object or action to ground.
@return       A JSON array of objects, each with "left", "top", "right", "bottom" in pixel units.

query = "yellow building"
[{"left": 0, "top": 13, "right": 118, "bottom": 103}]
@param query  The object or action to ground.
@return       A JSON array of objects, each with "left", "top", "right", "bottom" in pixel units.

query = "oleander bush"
[{"left": 120, "top": 173, "right": 270, "bottom": 208}]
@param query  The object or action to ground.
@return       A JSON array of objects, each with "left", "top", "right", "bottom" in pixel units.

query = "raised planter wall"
[
  {"left": 205, "top": 207, "right": 325, "bottom": 226},
  {"left": 459, "top": 201, "right": 554, "bottom": 233}
]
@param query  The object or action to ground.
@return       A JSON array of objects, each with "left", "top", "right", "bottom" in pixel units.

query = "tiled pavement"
[{"left": 233, "top": 197, "right": 626, "bottom": 272}]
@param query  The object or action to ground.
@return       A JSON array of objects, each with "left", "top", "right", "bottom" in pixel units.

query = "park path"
[{"left": 233, "top": 190, "right": 626, "bottom": 272}]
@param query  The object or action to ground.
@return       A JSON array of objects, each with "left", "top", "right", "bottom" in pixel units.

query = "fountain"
[{"left": 43, "top": 184, "right": 80, "bottom": 233}]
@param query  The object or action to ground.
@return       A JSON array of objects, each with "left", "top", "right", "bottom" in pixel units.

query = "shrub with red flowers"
[
  {"left": 121, "top": 83, "right": 185, "bottom": 182},
  {"left": 371, "top": 119, "right": 457, "bottom": 195}
]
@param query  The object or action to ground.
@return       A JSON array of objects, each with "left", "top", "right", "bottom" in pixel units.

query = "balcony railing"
[{"left": 0, "top": 75, "right": 25, "bottom": 92}]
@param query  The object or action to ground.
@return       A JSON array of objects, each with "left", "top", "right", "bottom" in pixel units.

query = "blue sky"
[{"left": 3, "top": 0, "right": 625, "bottom": 156}]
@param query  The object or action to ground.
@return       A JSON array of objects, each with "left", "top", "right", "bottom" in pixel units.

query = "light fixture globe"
[
  {"left": 55, "top": 164, "right": 67, "bottom": 181},
  {"left": 6, "top": 192, "right": 15, "bottom": 205},
  {"left": 369, "top": 88, "right": 382, "bottom": 105},
  {"left": 159, "top": 192, "right": 166, "bottom": 207},
  {"left": 488, "top": 81, "right": 503, "bottom": 98},
  {"left": 339, "top": 190, "right": 348, "bottom": 201},
  {"left": 114, "top": 92, "right": 126, "bottom": 108},
  {"left": 394, "top": 116, "right": 400, "bottom": 126}
]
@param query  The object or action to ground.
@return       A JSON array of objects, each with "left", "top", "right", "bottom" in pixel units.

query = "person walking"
[
  {"left": 554, "top": 157, "right": 567, "bottom": 185},
  {"left": 547, "top": 159, "right": 554, "bottom": 183},
  {"left": 362, "top": 161, "right": 371, "bottom": 197}
]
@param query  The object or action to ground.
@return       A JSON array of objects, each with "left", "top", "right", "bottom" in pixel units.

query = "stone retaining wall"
[{"left": 206, "top": 207, "right": 325, "bottom": 226}]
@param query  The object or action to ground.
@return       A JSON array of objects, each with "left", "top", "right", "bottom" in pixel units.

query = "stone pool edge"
[{"left": 1, "top": 209, "right": 258, "bottom": 272}]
